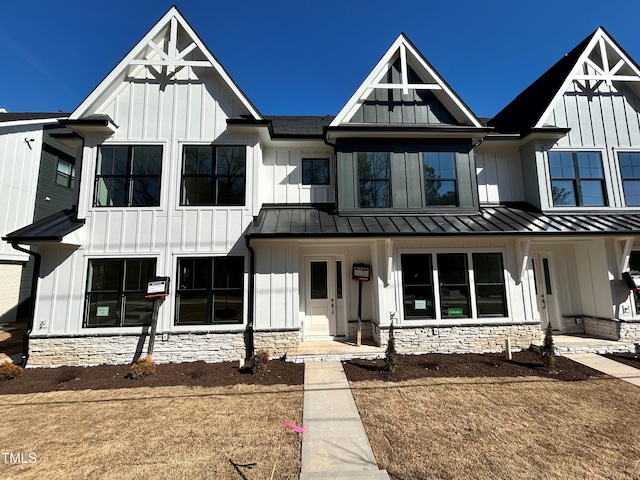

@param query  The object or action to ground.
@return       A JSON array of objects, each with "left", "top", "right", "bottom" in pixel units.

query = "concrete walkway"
[
  {"left": 565, "top": 353, "right": 640, "bottom": 387},
  {"left": 300, "top": 361, "right": 389, "bottom": 480}
]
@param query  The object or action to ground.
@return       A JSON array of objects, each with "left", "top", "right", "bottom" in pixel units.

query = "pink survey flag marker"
[{"left": 283, "top": 421, "right": 307, "bottom": 433}]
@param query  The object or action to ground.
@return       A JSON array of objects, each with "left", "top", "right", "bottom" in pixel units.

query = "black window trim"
[
  {"left": 174, "top": 255, "right": 247, "bottom": 327},
  {"left": 302, "top": 157, "right": 331, "bottom": 186},
  {"left": 94, "top": 143, "right": 164, "bottom": 208},
  {"left": 179, "top": 144, "right": 247, "bottom": 207},
  {"left": 83, "top": 257, "right": 157, "bottom": 328},
  {"left": 398, "top": 250, "right": 509, "bottom": 322},
  {"left": 547, "top": 149, "right": 608, "bottom": 208}
]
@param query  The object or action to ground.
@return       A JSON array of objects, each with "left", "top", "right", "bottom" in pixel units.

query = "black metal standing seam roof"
[
  {"left": 3, "top": 209, "right": 84, "bottom": 242},
  {"left": 487, "top": 30, "right": 597, "bottom": 134},
  {"left": 246, "top": 204, "right": 640, "bottom": 238}
]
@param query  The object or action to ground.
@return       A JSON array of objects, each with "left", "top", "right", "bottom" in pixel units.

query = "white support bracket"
[
  {"left": 516, "top": 238, "right": 531, "bottom": 285},
  {"left": 385, "top": 238, "right": 394, "bottom": 287},
  {"left": 616, "top": 237, "right": 634, "bottom": 279}
]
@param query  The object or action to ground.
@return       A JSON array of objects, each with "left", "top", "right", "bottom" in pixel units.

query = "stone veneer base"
[
  {"left": 373, "top": 322, "right": 542, "bottom": 354},
  {"left": 27, "top": 329, "right": 301, "bottom": 367}
]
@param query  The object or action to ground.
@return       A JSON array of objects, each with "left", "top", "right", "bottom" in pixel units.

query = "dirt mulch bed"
[
  {"left": 344, "top": 349, "right": 605, "bottom": 382},
  {"left": 603, "top": 352, "right": 640, "bottom": 369},
  {"left": 0, "top": 359, "right": 303, "bottom": 395}
]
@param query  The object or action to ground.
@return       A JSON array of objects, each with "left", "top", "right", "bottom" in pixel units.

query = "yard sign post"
[
  {"left": 351, "top": 264, "right": 371, "bottom": 347},
  {"left": 145, "top": 277, "right": 170, "bottom": 361}
]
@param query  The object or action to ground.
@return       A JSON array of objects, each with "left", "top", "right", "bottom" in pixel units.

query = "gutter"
[
  {"left": 244, "top": 236, "right": 256, "bottom": 362},
  {"left": 9, "top": 243, "right": 41, "bottom": 367}
]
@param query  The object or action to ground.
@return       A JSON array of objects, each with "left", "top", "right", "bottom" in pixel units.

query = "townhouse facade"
[{"left": 5, "top": 7, "right": 640, "bottom": 366}]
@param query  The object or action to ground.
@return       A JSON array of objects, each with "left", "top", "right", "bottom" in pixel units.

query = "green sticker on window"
[{"left": 448, "top": 307, "right": 463, "bottom": 316}]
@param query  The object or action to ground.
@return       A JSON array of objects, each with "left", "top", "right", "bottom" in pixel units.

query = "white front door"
[
  {"left": 531, "top": 253, "right": 560, "bottom": 331},
  {"left": 305, "top": 257, "right": 336, "bottom": 338}
]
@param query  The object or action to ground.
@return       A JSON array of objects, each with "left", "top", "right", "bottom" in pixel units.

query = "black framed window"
[
  {"left": 56, "top": 158, "right": 75, "bottom": 188},
  {"left": 424, "top": 152, "right": 457, "bottom": 206},
  {"left": 85, "top": 258, "right": 156, "bottom": 327},
  {"left": 619, "top": 152, "right": 640, "bottom": 206},
  {"left": 401, "top": 254, "right": 434, "bottom": 318},
  {"left": 302, "top": 158, "right": 330, "bottom": 185},
  {"left": 176, "top": 256, "right": 244, "bottom": 325},
  {"left": 473, "top": 253, "right": 507, "bottom": 317},
  {"left": 549, "top": 151, "right": 606, "bottom": 207},
  {"left": 358, "top": 152, "right": 391, "bottom": 208},
  {"left": 181, "top": 146, "right": 246, "bottom": 206},
  {"left": 437, "top": 253, "right": 471, "bottom": 318},
  {"left": 95, "top": 145, "right": 162, "bottom": 207}
]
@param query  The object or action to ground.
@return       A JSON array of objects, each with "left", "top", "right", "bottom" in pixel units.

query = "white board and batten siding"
[
  {"left": 475, "top": 143, "right": 525, "bottom": 204},
  {"left": 540, "top": 81, "right": 640, "bottom": 208},
  {"left": 260, "top": 149, "right": 335, "bottom": 205},
  {"left": 0, "top": 125, "right": 44, "bottom": 262}
]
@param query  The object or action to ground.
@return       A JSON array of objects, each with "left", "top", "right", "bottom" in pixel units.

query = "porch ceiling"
[{"left": 246, "top": 203, "right": 640, "bottom": 238}]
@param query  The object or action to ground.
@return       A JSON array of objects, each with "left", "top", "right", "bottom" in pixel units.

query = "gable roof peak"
[
  {"left": 330, "top": 33, "right": 482, "bottom": 128},
  {"left": 70, "top": 6, "right": 261, "bottom": 121},
  {"left": 489, "top": 26, "right": 640, "bottom": 134}
]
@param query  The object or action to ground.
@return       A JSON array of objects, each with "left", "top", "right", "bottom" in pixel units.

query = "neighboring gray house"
[
  {"left": 0, "top": 113, "right": 77, "bottom": 324},
  {"left": 5, "top": 8, "right": 640, "bottom": 366}
]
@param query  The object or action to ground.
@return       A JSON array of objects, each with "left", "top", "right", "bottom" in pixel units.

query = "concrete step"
[
  {"left": 288, "top": 352, "right": 385, "bottom": 363},
  {"left": 300, "top": 469, "right": 390, "bottom": 480}
]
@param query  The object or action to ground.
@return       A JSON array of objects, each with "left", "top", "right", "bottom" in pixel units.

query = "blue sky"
[{"left": 2, "top": 0, "right": 640, "bottom": 118}]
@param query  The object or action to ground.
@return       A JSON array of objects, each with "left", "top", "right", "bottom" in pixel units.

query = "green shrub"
[
  {"left": 0, "top": 362, "right": 23, "bottom": 381},
  {"left": 541, "top": 323, "right": 556, "bottom": 370},
  {"left": 385, "top": 321, "right": 398, "bottom": 372},
  {"left": 128, "top": 357, "right": 157, "bottom": 379}
]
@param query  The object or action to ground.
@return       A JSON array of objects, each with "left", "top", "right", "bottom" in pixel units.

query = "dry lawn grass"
[
  {"left": 350, "top": 376, "right": 640, "bottom": 480},
  {"left": 0, "top": 384, "right": 303, "bottom": 479}
]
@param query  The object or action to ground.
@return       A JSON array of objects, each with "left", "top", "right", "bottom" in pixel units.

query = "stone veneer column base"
[
  {"left": 27, "top": 329, "right": 302, "bottom": 367},
  {"left": 373, "top": 322, "right": 542, "bottom": 354}
]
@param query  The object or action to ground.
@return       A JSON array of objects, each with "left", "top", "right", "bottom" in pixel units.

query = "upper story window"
[
  {"left": 424, "top": 152, "right": 457, "bottom": 206},
  {"left": 56, "top": 158, "right": 75, "bottom": 189},
  {"left": 181, "top": 146, "right": 246, "bottom": 206},
  {"left": 548, "top": 151, "right": 606, "bottom": 207},
  {"left": 302, "top": 158, "right": 330, "bottom": 185},
  {"left": 85, "top": 258, "right": 156, "bottom": 327},
  {"left": 358, "top": 152, "right": 391, "bottom": 208},
  {"left": 618, "top": 152, "right": 640, "bottom": 206},
  {"left": 95, "top": 145, "right": 162, "bottom": 207}
]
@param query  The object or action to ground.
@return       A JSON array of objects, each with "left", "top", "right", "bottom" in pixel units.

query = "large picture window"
[
  {"left": 618, "top": 152, "right": 640, "bottom": 206},
  {"left": 548, "top": 151, "right": 606, "bottom": 207},
  {"left": 424, "top": 152, "right": 457, "bottom": 206},
  {"left": 95, "top": 145, "right": 162, "bottom": 207},
  {"left": 181, "top": 146, "right": 246, "bottom": 206},
  {"left": 176, "top": 256, "right": 244, "bottom": 325},
  {"left": 85, "top": 258, "right": 156, "bottom": 327},
  {"left": 358, "top": 152, "right": 391, "bottom": 208},
  {"left": 400, "top": 252, "right": 508, "bottom": 320}
]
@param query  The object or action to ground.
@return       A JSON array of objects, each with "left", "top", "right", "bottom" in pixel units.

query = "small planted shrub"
[
  {"left": 0, "top": 362, "right": 23, "bottom": 381},
  {"left": 252, "top": 349, "right": 269, "bottom": 374},
  {"left": 128, "top": 357, "right": 157, "bottom": 379},
  {"left": 385, "top": 321, "right": 398, "bottom": 372},
  {"left": 541, "top": 323, "right": 556, "bottom": 370}
]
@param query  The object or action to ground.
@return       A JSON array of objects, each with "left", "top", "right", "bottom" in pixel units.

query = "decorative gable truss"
[
  {"left": 536, "top": 28, "right": 640, "bottom": 128},
  {"left": 331, "top": 34, "right": 483, "bottom": 127},
  {"left": 70, "top": 6, "right": 261, "bottom": 121}
]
